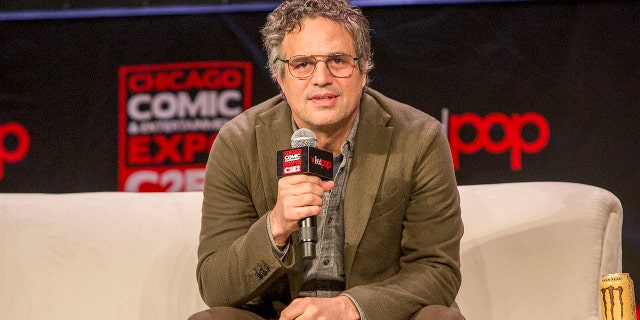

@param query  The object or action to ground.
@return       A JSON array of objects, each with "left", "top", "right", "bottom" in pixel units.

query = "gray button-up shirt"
[{"left": 297, "top": 111, "right": 358, "bottom": 297}]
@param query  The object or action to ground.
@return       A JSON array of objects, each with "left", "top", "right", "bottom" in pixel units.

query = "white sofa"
[{"left": 0, "top": 182, "right": 622, "bottom": 320}]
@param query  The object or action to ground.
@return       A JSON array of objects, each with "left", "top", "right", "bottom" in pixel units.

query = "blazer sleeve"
[{"left": 195, "top": 120, "right": 296, "bottom": 307}]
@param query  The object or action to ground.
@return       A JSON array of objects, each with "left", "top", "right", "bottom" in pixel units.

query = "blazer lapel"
[
  {"left": 343, "top": 94, "right": 393, "bottom": 278},
  {"left": 256, "top": 97, "right": 292, "bottom": 211}
]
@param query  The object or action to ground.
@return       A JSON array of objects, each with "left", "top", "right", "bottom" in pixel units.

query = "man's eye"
[
  {"left": 292, "top": 62, "right": 308, "bottom": 69},
  {"left": 292, "top": 59, "right": 314, "bottom": 69},
  {"left": 331, "top": 57, "right": 348, "bottom": 65}
]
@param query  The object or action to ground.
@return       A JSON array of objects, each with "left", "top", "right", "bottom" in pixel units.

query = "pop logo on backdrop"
[
  {"left": 118, "top": 61, "right": 252, "bottom": 192},
  {"left": 442, "top": 109, "right": 550, "bottom": 171},
  {"left": 0, "top": 122, "right": 30, "bottom": 180}
]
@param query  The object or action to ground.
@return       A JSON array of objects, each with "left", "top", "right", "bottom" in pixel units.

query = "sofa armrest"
[{"left": 456, "top": 182, "right": 622, "bottom": 320}]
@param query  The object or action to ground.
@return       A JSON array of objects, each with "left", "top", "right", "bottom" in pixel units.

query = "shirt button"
[
  {"left": 323, "top": 259, "right": 330, "bottom": 265},
  {"left": 327, "top": 217, "right": 333, "bottom": 224}
]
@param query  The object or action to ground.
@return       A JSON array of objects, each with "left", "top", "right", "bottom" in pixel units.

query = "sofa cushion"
[{"left": 0, "top": 192, "right": 207, "bottom": 320}]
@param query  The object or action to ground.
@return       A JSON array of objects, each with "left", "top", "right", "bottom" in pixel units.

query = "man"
[{"left": 190, "top": 0, "right": 465, "bottom": 319}]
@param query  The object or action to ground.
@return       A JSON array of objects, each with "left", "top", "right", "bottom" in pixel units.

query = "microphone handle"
[{"left": 299, "top": 216, "right": 317, "bottom": 259}]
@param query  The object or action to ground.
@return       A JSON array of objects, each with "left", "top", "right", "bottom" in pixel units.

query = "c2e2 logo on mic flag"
[{"left": 118, "top": 61, "right": 252, "bottom": 192}]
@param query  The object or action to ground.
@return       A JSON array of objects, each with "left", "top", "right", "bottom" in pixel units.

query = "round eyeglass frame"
[{"left": 275, "top": 54, "right": 360, "bottom": 79}]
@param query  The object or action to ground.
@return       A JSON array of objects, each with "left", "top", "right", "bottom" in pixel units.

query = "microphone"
[{"left": 276, "top": 128, "right": 333, "bottom": 259}]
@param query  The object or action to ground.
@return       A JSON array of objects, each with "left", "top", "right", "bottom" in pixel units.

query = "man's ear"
[
  {"left": 275, "top": 75, "right": 285, "bottom": 91},
  {"left": 359, "top": 61, "right": 368, "bottom": 89}
]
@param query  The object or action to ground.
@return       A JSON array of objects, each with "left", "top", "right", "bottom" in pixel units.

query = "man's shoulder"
[
  {"left": 363, "top": 88, "right": 440, "bottom": 129},
  {"left": 220, "top": 94, "right": 288, "bottom": 134},
  {"left": 237, "top": 94, "right": 287, "bottom": 122}
]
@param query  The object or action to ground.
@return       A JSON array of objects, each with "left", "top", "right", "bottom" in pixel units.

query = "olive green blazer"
[{"left": 197, "top": 88, "right": 463, "bottom": 320}]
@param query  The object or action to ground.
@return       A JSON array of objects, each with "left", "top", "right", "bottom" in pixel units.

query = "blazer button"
[{"left": 255, "top": 264, "right": 271, "bottom": 279}]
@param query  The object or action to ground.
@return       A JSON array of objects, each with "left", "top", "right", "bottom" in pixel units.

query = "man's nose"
[{"left": 311, "top": 60, "right": 333, "bottom": 85}]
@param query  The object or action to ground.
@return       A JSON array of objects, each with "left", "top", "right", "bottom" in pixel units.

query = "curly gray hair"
[{"left": 260, "top": 0, "right": 374, "bottom": 82}]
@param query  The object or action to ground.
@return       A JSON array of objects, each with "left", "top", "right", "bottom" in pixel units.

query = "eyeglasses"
[{"left": 276, "top": 54, "right": 360, "bottom": 79}]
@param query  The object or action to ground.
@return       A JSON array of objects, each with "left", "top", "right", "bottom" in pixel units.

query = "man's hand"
[
  {"left": 279, "top": 296, "right": 361, "bottom": 320},
  {"left": 270, "top": 174, "right": 334, "bottom": 245}
]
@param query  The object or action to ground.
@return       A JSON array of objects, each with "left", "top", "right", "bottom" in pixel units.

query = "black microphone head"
[{"left": 291, "top": 128, "right": 317, "bottom": 148}]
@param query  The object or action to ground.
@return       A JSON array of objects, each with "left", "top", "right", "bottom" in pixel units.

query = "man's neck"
[{"left": 292, "top": 109, "right": 359, "bottom": 156}]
